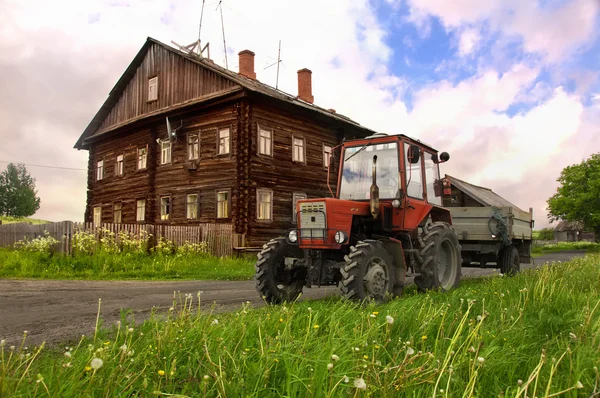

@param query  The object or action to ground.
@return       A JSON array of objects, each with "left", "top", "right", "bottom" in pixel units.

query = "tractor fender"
[{"left": 429, "top": 206, "right": 453, "bottom": 225}]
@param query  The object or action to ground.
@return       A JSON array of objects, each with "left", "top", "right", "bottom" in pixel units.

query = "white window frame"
[
  {"left": 258, "top": 126, "right": 273, "bottom": 156},
  {"left": 113, "top": 202, "right": 122, "bottom": 224},
  {"left": 138, "top": 147, "right": 147, "bottom": 170},
  {"left": 93, "top": 206, "right": 102, "bottom": 226},
  {"left": 96, "top": 160, "right": 104, "bottom": 181},
  {"left": 116, "top": 154, "right": 124, "bottom": 176},
  {"left": 216, "top": 189, "right": 230, "bottom": 218},
  {"left": 148, "top": 76, "right": 158, "bottom": 102},
  {"left": 161, "top": 141, "right": 171, "bottom": 165},
  {"left": 256, "top": 189, "right": 273, "bottom": 221},
  {"left": 292, "top": 136, "right": 305, "bottom": 163},
  {"left": 292, "top": 192, "right": 307, "bottom": 224},
  {"left": 188, "top": 133, "right": 199, "bottom": 161},
  {"left": 323, "top": 144, "right": 332, "bottom": 168},
  {"left": 186, "top": 194, "right": 199, "bottom": 219},
  {"left": 160, "top": 196, "right": 171, "bottom": 221},
  {"left": 136, "top": 199, "right": 146, "bottom": 222},
  {"left": 218, "top": 128, "right": 230, "bottom": 155}
]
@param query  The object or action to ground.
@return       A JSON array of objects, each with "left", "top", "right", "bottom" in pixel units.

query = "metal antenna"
[
  {"left": 216, "top": 0, "right": 228, "bottom": 68},
  {"left": 264, "top": 40, "right": 282, "bottom": 89},
  {"left": 197, "top": 0, "right": 206, "bottom": 55}
]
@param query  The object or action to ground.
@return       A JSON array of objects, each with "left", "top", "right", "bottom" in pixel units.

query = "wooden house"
[
  {"left": 74, "top": 37, "right": 375, "bottom": 246},
  {"left": 553, "top": 221, "right": 595, "bottom": 242},
  {"left": 442, "top": 175, "right": 521, "bottom": 209}
]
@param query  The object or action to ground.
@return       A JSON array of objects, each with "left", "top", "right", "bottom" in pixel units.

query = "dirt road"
[{"left": 0, "top": 251, "right": 585, "bottom": 347}]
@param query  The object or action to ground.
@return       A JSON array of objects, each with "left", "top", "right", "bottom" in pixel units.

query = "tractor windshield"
[{"left": 339, "top": 142, "right": 400, "bottom": 200}]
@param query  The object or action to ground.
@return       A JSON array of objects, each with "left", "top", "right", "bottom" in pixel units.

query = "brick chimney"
[
  {"left": 238, "top": 50, "right": 256, "bottom": 79},
  {"left": 297, "top": 68, "right": 314, "bottom": 104}
]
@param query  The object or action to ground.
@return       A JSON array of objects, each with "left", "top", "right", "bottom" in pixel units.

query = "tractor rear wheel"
[
  {"left": 340, "top": 240, "right": 396, "bottom": 301},
  {"left": 414, "top": 222, "right": 462, "bottom": 293},
  {"left": 498, "top": 245, "right": 520, "bottom": 276},
  {"left": 255, "top": 238, "right": 305, "bottom": 304}
]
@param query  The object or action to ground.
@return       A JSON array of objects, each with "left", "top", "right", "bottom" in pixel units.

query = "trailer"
[{"left": 443, "top": 175, "right": 533, "bottom": 275}]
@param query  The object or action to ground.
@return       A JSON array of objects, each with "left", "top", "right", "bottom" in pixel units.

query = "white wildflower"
[
  {"left": 477, "top": 357, "right": 485, "bottom": 364},
  {"left": 354, "top": 347, "right": 360, "bottom": 352},
  {"left": 90, "top": 357, "right": 103, "bottom": 370},
  {"left": 211, "top": 319, "right": 219, "bottom": 325},
  {"left": 327, "top": 363, "right": 334, "bottom": 371},
  {"left": 0, "top": 340, "right": 5, "bottom": 346},
  {"left": 343, "top": 376, "right": 349, "bottom": 383},
  {"left": 354, "top": 378, "right": 367, "bottom": 390},
  {"left": 128, "top": 328, "right": 134, "bottom": 333},
  {"left": 120, "top": 344, "right": 128, "bottom": 352},
  {"left": 406, "top": 347, "right": 415, "bottom": 355},
  {"left": 331, "top": 354, "right": 340, "bottom": 361},
  {"left": 385, "top": 315, "right": 394, "bottom": 325},
  {"left": 203, "top": 375, "right": 210, "bottom": 380},
  {"left": 476, "top": 315, "right": 482, "bottom": 322},
  {"left": 575, "top": 381, "right": 583, "bottom": 389},
  {"left": 517, "top": 379, "right": 523, "bottom": 386},
  {"left": 64, "top": 351, "right": 71, "bottom": 358},
  {"left": 569, "top": 332, "right": 577, "bottom": 340},
  {"left": 369, "top": 314, "right": 376, "bottom": 318}
]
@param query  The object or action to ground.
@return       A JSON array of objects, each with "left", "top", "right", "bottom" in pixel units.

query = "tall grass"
[
  {"left": 532, "top": 240, "right": 600, "bottom": 255},
  {"left": 0, "top": 215, "right": 49, "bottom": 225},
  {"left": 2, "top": 255, "right": 599, "bottom": 396}
]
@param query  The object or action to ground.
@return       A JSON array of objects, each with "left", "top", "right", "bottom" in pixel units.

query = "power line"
[{"left": 0, "top": 161, "right": 86, "bottom": 171}]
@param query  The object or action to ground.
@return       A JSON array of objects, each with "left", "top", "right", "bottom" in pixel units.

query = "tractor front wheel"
[
  {"left": 340, "top": 240, "right": 396, "bottom": 301},
  {"left": 414, "top": 222, "right": 462, "bottom": 293},
  {"left": 255, "top": 238, "right": 305, "bottom": 304}
]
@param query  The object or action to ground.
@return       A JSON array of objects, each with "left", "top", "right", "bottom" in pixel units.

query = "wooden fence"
[{"left": 0, "top": 221, "right": 236, "bottom": 257}]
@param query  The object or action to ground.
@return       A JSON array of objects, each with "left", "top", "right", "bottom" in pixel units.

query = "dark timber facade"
[{"left": 75, "top": 38, "right": 375, "bottom": 246}]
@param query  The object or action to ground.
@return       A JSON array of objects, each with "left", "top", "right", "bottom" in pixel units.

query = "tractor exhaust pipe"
[{"left": 370, "top": 155, "right": 380, "bottom": 219}]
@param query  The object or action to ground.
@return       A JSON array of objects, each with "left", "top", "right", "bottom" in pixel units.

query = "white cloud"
[{"left": 458, "top": 28, "right": 481, "bottom": 57}]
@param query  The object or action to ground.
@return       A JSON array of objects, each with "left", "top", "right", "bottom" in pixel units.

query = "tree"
[
  {"left": 0, "top": 163, "right": 41, "bottom": 218},
  {"left": 547, "top": 153, "right": 600, "bottom": 240}
]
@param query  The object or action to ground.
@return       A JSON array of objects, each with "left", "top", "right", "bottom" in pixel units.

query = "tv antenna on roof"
[
  {"left": 170, "top": 0, "right": 210, "bottom": 58},
  {"left": 216, "top": 0, "right": 229, "bottom": 69},
  {"left": 264, "top": 40, "right": 282, "bottom": 89}
]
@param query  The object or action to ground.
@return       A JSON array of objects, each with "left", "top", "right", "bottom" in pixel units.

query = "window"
[
  {"left": 93, "top": 206, "right": 102, "bottom": 226},
  {"left": 405, "top": 144, "right": 423, "bottom": 199},
  {"left": 116, "top": 154, "right": 124, "bottom": 176},
  {"left": 216, "top": 190, "right": 230, "bottom": 218},
  {"left": 161, "top": 141, "right": 171, "bottom": 164},
  {"left": 148, "top": 76, "right": 158, "bottom": 101},
  {"left": 292, "top": 137, "right": 305, "bottom": 163},
  {"left": 323, "top": 144, "right": 332, "bottom": 168},
  {"left": 218, "top": 128, "right": 230, "bottom": 155},
  {"left": 256, "top": 189, "right": 273, "bottom": 221},
  {"left": 188, "top": 134, "right": 199, "bottom": 160},
  {"left": 186, "top": 194, "right": 198, "bottom": 219},
  {"left": 136, "top": 199, "right": 146, "bottom": 222},
  {"left": 138, "top": 147, "right": 147, "bottom": 169},
  {"left": 160, "top": 196, "right": 171, "bottom": 221},
  {"left": 96, "top": 160, "right": 104, "bottom": 181},
  {"left": 113, "top": 202, "right": 122, "bottom": 224},
  {"left": 424, "top": 152, "right": 442, "bottom": 206},
  {"left": 292, "top": 193, "right": 307, "bottom": 223},
  {"left": 258, "top": 127, "right": 272, "bottom": 156}
]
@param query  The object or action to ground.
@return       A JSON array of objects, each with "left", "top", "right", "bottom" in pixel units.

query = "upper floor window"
[
  {"left": 93, "top": 206, "right": 102, "bottom": 226},
  {"left": 218, "top": 128, "right": 230, "bottom": 155},
  {"left": 188, "top": 134, "right": 199, "bottom": 160},
  {"left": 187, "top": 194, "right": 199, "bottom": 219},
  {"left": 323, "top": 144, "right": 332, "bottom": 168},
  {"left": 292, "top": 137, "right": 305, "bottom": 163},
  {"left": 148, "top": 76, "right": 158, "bottom": 101},
  {"left": 258, "top": 127, "right": 273, "bottom": 156},
  {"left": 113, "top": 202, "right": 122, "bottom": 224},
  {"left": 256, "top": 189, "right": 273, "bottom": 221},
  {"left": 216, "top": 189, "right": 230, "bottom": 218},
  {"left": 136, "top": 199, "right": 146, "bottom": 222},
  {"left": 160, "top": 196, "right": 171, "bottom": 221},
  {"left": 96, "top": 160, "right": 104, "bottom": 181},
  {"left": 138, "top": 147, "right": 147, "bottom": 169},
  {"left": 116, "top": 154, "right": 124, "bottom": 176},
  {"left": 161, "top": 141, "right": 171, "bottom": 164}
]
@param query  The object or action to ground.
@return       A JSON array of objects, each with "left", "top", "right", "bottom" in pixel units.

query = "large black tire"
[
  {"left": 255, "top": 238, "right": 305, "bottom": 304},
  {"left": 340, "top": 240, "right": 396, "bottom": 301},
  {"left": 414, "top": 222, "right": 462, "bottom": 293},
  {"left": 498, "top": 245, "right": 520, "bottom": 276}
]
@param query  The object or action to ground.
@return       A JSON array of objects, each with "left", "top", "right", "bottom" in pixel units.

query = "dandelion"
[
  {"left": 128, "top": 328, "right": 134, "bottom": 333},
  {"left": 354, "top": 347, "right": 360, "bottom": 352},
  {"left": 369, "top": 314, "right": 376, "bottom": 318},
  {"left": 476, "top": 315, "right": 482, "bottom": 322},
  {"left": 313, "top": 324, "right": 319, "bottom": 329},
  {"left": 307, "top": 307, "right": 312, "bottom": 312},
  {"left": 331, "top": 354, "right": 340, "bottom": 361},
  {"left": 0, "top": 340, "right": 5, "bottom": 346},
  {"left": 468, "top": 346, "right": 476, "bottom": 353},
  {"left": 103, "top": 341, "right": 110, "bottom": 346},
  {"left": 375, "top": 345, "right": 380, "bottom": 349},
  {"left": 372, "top": 311, "right": 379, "bottom": 315},
  {"left": 279, "top": 318, "right": 283, "bottom": 323},
  {"left": 354, "top": 378, "right": 367, "bottom": 390},
  {"left": 203, "top": 375, "right": 210, "bottom": 380},
  {"left": 477, "top": 356, "right": 485, "bottom": 364},
  {"left": 158, "top": 370, "right": 165, "bottom": 376},
  {"left": 120, "top": 344, "right": 128, "bottom": 352},
  {"left": 90, "top": 357, "right": 103, "bottom": 370},
  {"left": 85, "top": 366, "right": 92, "bottom": 372},
  {"left": 327, "top": 363, "right": 334, "bottom": 371},
  {"left": 363, "top": 355, "right": 369, "bottom": 360},
  {"left": 211, "top": 319, "right": 219, "bottom": 325},
  {"left": 575, "top": 381, "right": 583, "bottom": 389},
  {"left": 407, "top": 347, "right": 415, "bottom": 355},
  {"left": 343, "top": 376, "right": 349, "bottom": 383},
  {"left": 421, "top": 335, "right": 427, "bottom": 341},
  {"left": 569, "top": 332, "right": 577, "bottom": 339},
  {"left": 385, "top": 315, "right": 394, "bottom": 325}
]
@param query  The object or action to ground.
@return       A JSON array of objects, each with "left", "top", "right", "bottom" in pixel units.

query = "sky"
[{"left": 1, "top": 0, "right": 599, "bottom": 227}]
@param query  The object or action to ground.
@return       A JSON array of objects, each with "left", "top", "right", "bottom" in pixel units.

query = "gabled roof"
[
  {"left": 445, "top": 175, "right": 523, "bottom": 211},
  {"left": 553, "top": 220, "right": 584, "bottom": 232},
  {"left": 75, "top": 37, "right": 376, "bottom": 149}
]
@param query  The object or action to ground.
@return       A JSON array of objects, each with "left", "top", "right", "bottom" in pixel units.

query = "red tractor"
[{"left": 255, "top": 133, "right": 462, "bottom": 303}]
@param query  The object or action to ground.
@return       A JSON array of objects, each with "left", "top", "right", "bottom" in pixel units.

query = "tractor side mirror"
[
  {"left": 408, "top": 145, "right": 421, "bottom": 164},
  {"left": 439, "top": 152, "right": 450, "bottom": 162}
]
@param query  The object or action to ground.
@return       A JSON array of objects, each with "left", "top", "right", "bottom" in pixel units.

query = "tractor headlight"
[
  {"left": 392, "top": 199, "right": 401, "bottom": 208},
  {"left": 334, "top": 231, "right": 347, "bottom": 244},
  {"left": 288, "top": 230, "right": 298, "bottom": 243}
]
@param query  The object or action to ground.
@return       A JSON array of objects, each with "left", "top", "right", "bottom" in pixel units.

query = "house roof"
[
  {"left": 75, "top": 37, "right": 377, "bottom": 149},
  {"left": 445, "top": 175, "right": 523, "bottom": 211},
  {"left": 553, "top": 220, "right": 584, "bottom": 232}
]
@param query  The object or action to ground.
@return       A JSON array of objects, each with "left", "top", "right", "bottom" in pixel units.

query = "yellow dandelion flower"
[
  {"left": 421, "top": 335, "right": 427, "bottom": 341},
  {"left": 158, "top": 370, "right": 165, "bottom": 376},
  {"left": 103, "top": 341, "right": 110, "bottom": 346},
  {"left": 372, "top": 311, "right": 379, "bottom": 315},
  {"left": 85, "top": 366, "right": 92, "bottom": 372},
  {"left": 375, "top": 345, "right": 380, "bottom": 349},
  {"left": 279, "top": 318, "right": 283, "bottom": 323},
  {"left": 363, "top": 355, "right": 369, "bottom": 360},
  {"left": 313, "top": 324, "right": 319, "bottom": 329}
]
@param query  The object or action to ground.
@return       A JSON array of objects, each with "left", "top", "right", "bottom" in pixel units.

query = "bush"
[
  {"left": 536, "top": 228, "right": 555, "bottom": 241},
  {"left": 13, "top": 231, "right": 60, "bottom": 254}
]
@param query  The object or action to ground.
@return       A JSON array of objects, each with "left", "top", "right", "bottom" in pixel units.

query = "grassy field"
[
  {"left": 1, "top": 255, "right": 599, "bottom": 397},
  {"left": 531, "top": 241, "right": 600, "bottom": 257},
  {"left": 0, "top": 215, "right": 49, "bottom": 225},
  {"left": 0, "top": 249, "right": 255, "bottom": 281}
]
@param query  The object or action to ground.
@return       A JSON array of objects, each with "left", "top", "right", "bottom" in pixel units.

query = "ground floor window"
[
  {"left": 160, "top": 197, "right": 171, "bottom": 220},
  {"left": 93, "top": 206, "right": 102, "bottom": 226},
  {"left": 216, "top": 190, "right": 230, "bottom": 218},
  {"left": 292, "top": 193, "right": 307, "bottom": 223},
  {"left": 113, "top": 202, "right": 122, "bottom": 224},
  {"left": 256, "top": 189, "right": 273, "bottom": 221},
  {"left": 187, "top": 194, "right": 199, "bottom": 219},
  {"left": 136, "top": 199, "right": 146, "bottom": 222}
]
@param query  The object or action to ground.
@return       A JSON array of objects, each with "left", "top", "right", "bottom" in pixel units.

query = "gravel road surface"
[{"left": 0, "top": 251, "right": 586, "bottom": 347}]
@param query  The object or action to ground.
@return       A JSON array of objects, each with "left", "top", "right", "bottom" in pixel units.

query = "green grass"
[
  {"left": 0, "top": 249, "right": 255, "bottom": 281},
  {"left": 2, "top": 255, "right": 599, "bottom": 397},
  {"left": 532, "top": 241, "right": 600, "bottom": 257},
  {"left": 0, "top": 215, "right": 49, "bottom": 225}
]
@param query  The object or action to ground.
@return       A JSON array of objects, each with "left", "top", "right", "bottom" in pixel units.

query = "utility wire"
[{"left": 0, "top": 161, "right": 86, "bottom": 171}]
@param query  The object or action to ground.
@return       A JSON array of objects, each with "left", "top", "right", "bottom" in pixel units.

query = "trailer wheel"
[
  {"left": 414, "top": 222, "right": 462, "bottom": 293},
  {"left": 498, "top": 245, "right": 520, "bottom": 276},
  {"left": 340, "top": 240, "right": 396, "bottom": 301},
  {"left": 255, "top": 238, "right": 305, "bottom": 304}
]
